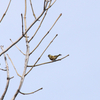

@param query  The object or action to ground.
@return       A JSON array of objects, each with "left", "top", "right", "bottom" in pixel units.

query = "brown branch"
[
  {"left": 0, "top": 9, "right": 45, "bottom": 56},
  {"left": 25, "top": 34, "right": 58, "bottom": 76},
  {"left": 30, "top": 0, "right": 37, "bottom": 19},
  {"left": 28, "top": 1, "right": 52, "bottom": 43},
  {"left": 19, "top": 87, "right": 43, "bottom": 95},
  {"left": 0, "top": 68, "right": 7, "bottom": 71},
  {"left": 44, "top": 0, "right": 54, "bottom": 10},
  {"left": 59, "top": 54, "right": 70, "bottom": 60},
  {"left": 12, "top": 1, "right": 55, "bottom": 98},
  {"left": 29, "top": 13, "right": 62, "bottom": 55},
  {"left": 50, "top": 0, "right": 56, "bottom": 7},
  {"left": 0, "top": 46, "right": 10, "bottom": 100},
  {"left": 44, "top": 0, "right": 46, "bottom": 10},
  {"left": 8, "top": 76, "right": 14, "bottom": 79},
  {"left": 11, "top": 41, "right": 30, "bottom": 100},
  {"left": 21, "top": 13, "right": 24, "bottom": 35},
  {"left": 28, "top": 10, "right": 48, "bottom": 43},
  {"left": 10, "top": 39, "right": 25, "bottom": 55},
  {"left": 12, "top": 0, "right": 30, "bottom": 99},
  {"left": 0, "top": 0, "right": 12, "bottom": 23},
  {"left": 0, "top": 0, "right": 54, "bottom": 57},
  {"left": 44, "top": 0, "right": 49, "bottom": 10},
  {"left": 7, "top": 54, "right": 21, "bottom": 77},
  {"left": 46, "top": 0, "right": 56, "bottom": 10},
  {"left": 27, "top": 54, "right": 69, "bottom": 67}
]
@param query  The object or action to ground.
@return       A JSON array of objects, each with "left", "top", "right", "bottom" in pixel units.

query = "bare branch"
[
  {"left": 46, "top": 0, "right": 56, "bottom": 10},
  {"left": 28, "top": 1, "right": 52, "bottom": 43},
  {"left": 0, "top": 9, "right": 46, "bottom": 56},
  {"left": 44, "top": 0, "right": 49, "bottom": 9},
  {"left": 44, "top": 0, "right": 53, "bottom": 10},
  {"left": 19, "top": 87, "right": 43, "bottom": 95},
  {"left": 8, "top": 76, "right": 14, "bottom": 79},
  {"left": 0, "top": 0, "right": 54, "bottom": 57},
  {"left": 29, "top": 10, "right": 48, "bottom": 43},
  {"left": 30, "top": 0, "right": 37, "bottom": 19},
  {"left": 29, "top": 13, "right": 62, "bottom": 55},
  {"left": 12, "top": 0, "right": 30, "bottom": 99},
  {"left": 11, "top": 41, "right": 30, "bottom": 100},
  {"left": 7, "top": 54, "right": 21, "bottom": 77},
  {"left": 0, "top": 1, "right": 67, "bottom": 99},
  {"left": 0, "top": 46, "right": 10, "bottom": 100},
  {"left": 21, "top": 13, "right": 24, "bottom": 35},
  {"left": 25, "top": 34, "right": 58, "bottom": 76},
  {"left": 0, "top": 68, "right": 7, "bottom": 71},
  {"left": 59, "top": 54, "right": 70, "bottom": 60},
  {"left": 27, "top": 54, "right": 69, "bottom": 67},
  {"left": 50, "top": 0, "right": 56, "bottom": 7},
  {"left": 44, "top": 0, "right": 46, "bottom": 10},
  {"left": 10, "top": 39, "right": 25, "bottom": 55},
  {"left": 24, "top": 0, "right": 28, "bottom": 42},
  {"left": 0, "top": 0, "right": 12, "bottom": 22}
]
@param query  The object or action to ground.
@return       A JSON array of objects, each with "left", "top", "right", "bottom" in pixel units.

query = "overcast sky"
[{"left": 0, "top": 0, "right": 100, "bottom": 100}]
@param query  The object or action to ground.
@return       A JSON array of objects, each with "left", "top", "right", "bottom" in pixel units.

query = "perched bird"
[{"left": 48, "top": 54, "right": 61, "bottom": 61}]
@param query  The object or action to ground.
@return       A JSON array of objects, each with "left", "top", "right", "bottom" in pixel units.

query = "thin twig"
[
  {"left": 10, "top": 39, "right": 25, "bottom": 55},
  {"left": 30, "top": 0, "right": 37, "bottom": 19},
  {"left": 27, "top": 54, "right": 69, "bottom": 67},
  {"left": 28, "top": 1, "right": 51, "bottom": 43},
  {"left": 21, "top": 13, "right": 24, "bottom": 35},
  {"left": 29, "top": 13, "right": 62, "bottom": 55},
  {"left": 0, "top": 0, "right": 12, "bottom": 22},
  {"left": 44, "top": 0, "right": 53, "bottom": 10},
  {"left": 7, "top": 54, "right": 21, "bottom": 77},
  {"left": 0, "top": 46, "right": 10, "bottom": 100},
  {"left": 24, "top": 0, "right": 28, "bottom": 42},
  {"left": 46, "top": 0, "right": 56, "bottom": 10},
  {"left": 25, "top": 34, "right": 58, "bottom": 76},
  {"left": 9, "top": 76, "right": 14, "bottom": 79},
  {"left": 44, "top": 0, "right": 49, "bottom": 9},
  {"left": 50, "top": 0, "right": 56, "bottom": 7},
  {"left": 19, "top": 87, "right": 43, "bottom": 95},
  {"left": 0, "top": 68, "right": 7, "bottom": 71},
  {"left": 44, "top": 0, "right": 46, "bottom": 10},
  {"left": 28, "top": 11, "right": 47, "bottom": 43}
]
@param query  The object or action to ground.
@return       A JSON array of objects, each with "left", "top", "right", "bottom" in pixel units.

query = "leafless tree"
[{"left": 0, "top": 0, "right": 69, "bottom": 100}]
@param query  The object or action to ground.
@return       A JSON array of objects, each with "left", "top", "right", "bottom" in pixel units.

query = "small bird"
[{"left": 48, "top": 54, "right": 61, "bottom": 61}]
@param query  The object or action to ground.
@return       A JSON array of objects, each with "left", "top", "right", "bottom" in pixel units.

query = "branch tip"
[
  {"left": 56, "top": 34, "right": 58, "bottom": 36},
  {"left": 19, "top": 87, "right": 43, "bottom": 95},
  {"left": 60, "top": 13, "right": 62, "bottom": 16}
]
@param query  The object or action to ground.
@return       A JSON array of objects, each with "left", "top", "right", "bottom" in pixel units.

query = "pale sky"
[{"left": 0, "top": 0, "right": 100, "bottom": 100}]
